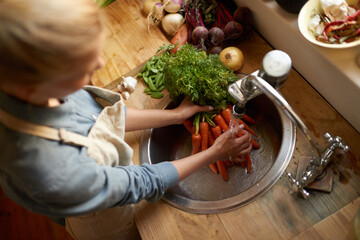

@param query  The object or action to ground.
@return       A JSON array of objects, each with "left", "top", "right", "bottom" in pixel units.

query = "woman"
[{"left": 0, "top": 0, "right": 252, "bottom": 239}]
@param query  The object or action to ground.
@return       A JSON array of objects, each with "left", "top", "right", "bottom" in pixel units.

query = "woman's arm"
[{"left": 125, "top": 98, "right": 213, "bottom": 132}]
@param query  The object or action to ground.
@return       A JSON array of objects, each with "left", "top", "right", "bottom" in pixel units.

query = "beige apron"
[{"left": 0, "top": 86, "right": 139, "bottom": 240}]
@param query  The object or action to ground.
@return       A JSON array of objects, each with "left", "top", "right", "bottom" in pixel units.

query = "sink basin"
[{"left": 139, "top": 94, "right": 296, "bottom": 214}]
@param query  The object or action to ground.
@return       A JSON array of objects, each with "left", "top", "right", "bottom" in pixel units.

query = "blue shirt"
[{"left": 0, "top": 89, "right": 178, "bottom": 221}]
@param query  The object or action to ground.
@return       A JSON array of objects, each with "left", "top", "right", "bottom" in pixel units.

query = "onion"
[
  {"left": 152, "top": 2, "right": 165, "bottom": 22},
  {"left": 163, "top": 0, "right": 183, "bottom": 13},
  {"left": 161, "top": 13, "right": 184, "bottom": 36}
]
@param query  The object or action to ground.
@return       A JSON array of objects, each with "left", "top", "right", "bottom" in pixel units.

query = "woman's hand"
[
  {"left": 171, "top": 124, "right": 253, "bottom": 181},
  {"left": 211, "top": 124, "right": 252, "bottom": 161},
  {"left": 172, "top": 97, "right": 213, "bottom": 124}
]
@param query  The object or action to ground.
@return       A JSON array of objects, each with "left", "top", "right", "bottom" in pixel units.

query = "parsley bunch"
[{"left": 163, "top": 44, "right": 237, "bottom": 110}]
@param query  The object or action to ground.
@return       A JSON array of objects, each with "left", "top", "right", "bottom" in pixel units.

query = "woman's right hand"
[{"left": 211, "top": 124, "right": 253, "bottom": 161}]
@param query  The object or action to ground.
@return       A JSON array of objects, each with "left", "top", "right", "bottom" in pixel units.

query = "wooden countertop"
[{"left": 93, "top": 1, "right": 360, "bottom": 239}]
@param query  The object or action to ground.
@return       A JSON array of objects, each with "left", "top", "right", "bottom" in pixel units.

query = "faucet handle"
[
  {"left": 258, "top": 50, "right": 292, "bottom": 89},
  {"left": 323, "top": 133, "right": 349, "bottom": 152},
  {"left": 287, "top": 133, "right": 349, "bottom": 199},
  {"left": 320, "top": 133, "right": 349, "bottom": 166},
  {"left": 286, "top": 172, "right": 310, "bottom": 199}
]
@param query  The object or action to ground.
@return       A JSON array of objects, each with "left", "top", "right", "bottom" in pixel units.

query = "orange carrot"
[
  {"left": 208, "top": 130, "right": 215, "bottom": 146},
  {"left": 238, "top": 118, "right": 258, "bottom": 137},
  {"left": 213, "top": 114, "right": 229, "bottom": 132},
  {"left": 240, "top": 160, "right": 246, "bottom": 168},
  {"left": 245, "top": 154, "right": 252, "bottom": 173},
  {"left": 217, "top": 160, "right": 228, "bottom": 181},
  {"left": 211, "top": 125, "right": 228, "bottom": 181},
  {"left": 210, "top": 125, "right": 222, "bottom": 139},
  {"left": 209, "top": 163, "right": 219, "bottom": 174},
  {"left": 242, "top": 114, "right": 255, "bottom": 124},
  {"left": 170, "top": 23, "right": 188, "bottom": 54},
  {"left": 251, "top": 138, "right": 260, "bottom": 149},
  {"left": 200, "top": 122, "right": 218, "bottom": 174},
  {"left": 183, "top": 119, "right": 194, "bottom": 134},
  {"left": 224, "top": 160, "right": 233, "bottom": 167},
  {"left": 191, "top": 133, "right": 201, "bottom": 155},
  {"left": 200, "top": 122, "right": 209, "bottom": 151},
  {"left": 207, "top": 130, "right": 219, "bottom": 174},
  {"left": 221, "top": 108, "right": 232, "bottom": 125}
]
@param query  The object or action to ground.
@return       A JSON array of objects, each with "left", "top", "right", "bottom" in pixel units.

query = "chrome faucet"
[{"left": 228, "top": 50, "right": 349, "bottom": 199}]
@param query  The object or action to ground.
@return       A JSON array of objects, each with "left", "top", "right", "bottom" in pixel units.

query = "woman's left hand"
[{"left": 173, "top": 97, "right": 213, "bottom": 124}]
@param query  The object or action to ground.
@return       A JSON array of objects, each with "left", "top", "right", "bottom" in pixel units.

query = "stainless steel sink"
[{"left": 139, "top": 94, "right": 296, "bottom": 214}]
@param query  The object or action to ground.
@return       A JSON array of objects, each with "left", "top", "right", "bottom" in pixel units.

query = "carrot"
[
  {"left": 242, "top": 114, "right": 255, "bottom": 124},
  {"left": 251, "top": 138, "right": 260, "bottom": 149},
  {"left": 200, "top": 121, "right": 218, "bottom": 174},
  {"left": 183, "top": 119, "right": 194, "bottom": 134},
  {"left": 210, "top": 125, "right": 222, "bottom": 139},
  {"left": 237, "top": 118, "right": 258, "bottom": 138},
  {"left": 170, "top": 23, "right": 188, "bottom": 54},
  {"left": 200, "top": 122, "right": 209, "bottom": 151},
  {"left": 213, "top": 114, "right": 229, "bottom": 132},
  {"left": 209, "top": 163, "right": 219, "bottom": 174},
  {"left": 191, "top": 133, "right": 201, "bottom": 155},
  {"left": 240, "top": 160, "right": 246, "bottom": 168},
  {"left": 208, "top": 130, "right": 215, "bottom": 146},
  {"left": 207, "top": 131, "right": 219, "bottom": 174},
  {"left": 211, "top": 125, "right": 228, "bottom": 181},
  {"left": 245, "top": 154, "right": 252, "bottom": 173},
  {"left": 221, "top": 108, "right": 232, "bottom": 125},
  {"left": 217, "top": 160, "right": 228, "bottom": 181},
  {"left": 224, "top": 160, "right": 233, "bottom": 167}
]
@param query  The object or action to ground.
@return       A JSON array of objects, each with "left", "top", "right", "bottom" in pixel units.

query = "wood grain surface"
[{"left": 2, "top": 1, "right": 358, "bottom": 240}]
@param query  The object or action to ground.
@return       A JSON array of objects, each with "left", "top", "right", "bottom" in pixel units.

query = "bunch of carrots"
[{"left": 182, "top": 105, "right": 260, "bottom": 181}]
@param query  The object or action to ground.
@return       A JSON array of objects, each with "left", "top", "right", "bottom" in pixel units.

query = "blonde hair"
[{"left": 0, "top": 0, "right": 103, "bottom": 85}]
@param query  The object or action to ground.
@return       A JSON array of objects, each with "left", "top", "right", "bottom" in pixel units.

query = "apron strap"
[{"left": 0, "top": 108, "right": 91, "bottom": 148}]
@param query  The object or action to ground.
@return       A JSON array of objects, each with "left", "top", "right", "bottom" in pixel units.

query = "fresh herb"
[{"left": 163, "top": 43, "right": 237, "bottom": 110}]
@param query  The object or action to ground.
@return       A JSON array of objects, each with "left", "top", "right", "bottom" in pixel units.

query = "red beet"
[
  {"left": 192, "top": 26, "right": 209, "bottom": 44},
  {"left": 234, "top": 7, "right": 252, "bottom": 25},
  {"left": 207, "top": 45, "right": 223, "bottom": 55},
  {"left": 223, "top": 21, "right": 244, "bottom": 39},
  {"left": 208, "top": 27, "right": 225, "bottom": 46}
]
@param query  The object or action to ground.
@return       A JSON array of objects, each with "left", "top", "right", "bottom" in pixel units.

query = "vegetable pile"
[
  {"left": 137, "top": 43, "right": 260, "bottom": 181},
  {"left": 183, "top": 105, "right": 260, "bottom": 181},
  {"left": 142, "top": 0, "right": 253, "bottom": 54},
  {"left": 138, "top": 1, "right": 257, "bottom": 181}
]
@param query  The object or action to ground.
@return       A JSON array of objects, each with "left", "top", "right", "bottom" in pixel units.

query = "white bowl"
[{"left": 298, "top": 0, "right": 360, "bottom": 49}]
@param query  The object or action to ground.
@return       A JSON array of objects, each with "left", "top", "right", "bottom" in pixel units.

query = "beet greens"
[{"left": 183, "top": 0, "right": 251, "bottom": 53}]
